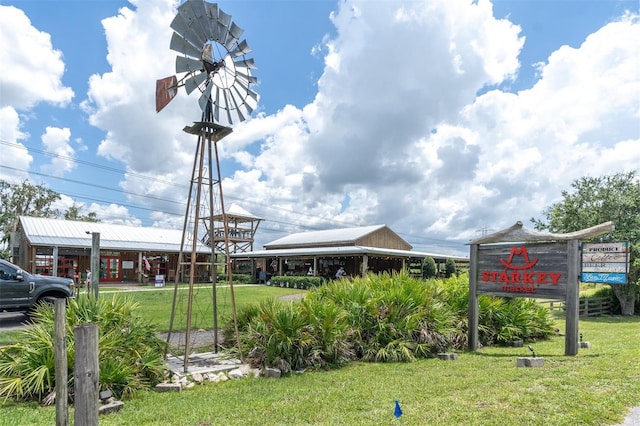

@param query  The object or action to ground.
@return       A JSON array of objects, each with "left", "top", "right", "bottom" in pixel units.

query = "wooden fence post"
[
  {"left": 54, "top": 299, "right": 68, "bottom": 426},
  {"left": 74, "top": 323, "right": 99, "bottom": 426}
]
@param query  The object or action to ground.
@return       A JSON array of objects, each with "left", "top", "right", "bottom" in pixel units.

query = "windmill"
[{"left": 156, "top": 0, "right": 258, "bottom": 372}]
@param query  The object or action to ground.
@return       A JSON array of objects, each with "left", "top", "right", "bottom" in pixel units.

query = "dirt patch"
[{"left": 278, "top": 293, "right": 306, "bottom": 302}]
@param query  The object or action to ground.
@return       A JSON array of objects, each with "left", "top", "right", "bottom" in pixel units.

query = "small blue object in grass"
[{"left": 394, "top": 400, "right": 403, "bottom": 418}]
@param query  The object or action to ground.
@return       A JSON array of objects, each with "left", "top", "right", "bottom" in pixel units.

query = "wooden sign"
[
  {"left": 477, "top": 242, "right": 568, "bottom": 299},
  {"left": 581, "top": 242, "right": 629, "bottom": 284}
]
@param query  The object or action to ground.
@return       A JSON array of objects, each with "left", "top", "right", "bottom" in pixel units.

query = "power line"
[{"left": 1, "top": 139, "right": 467, "bottom": 250}]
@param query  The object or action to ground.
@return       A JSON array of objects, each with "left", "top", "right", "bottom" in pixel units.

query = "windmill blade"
[
  {"left": 245, "top": 88, "right": 259, "bottom": 112},
  {"left": 185, "top": 0, "right": 213, "bottom": 40},
  {"left": 198, "top": 81, "right": 213, "bottom": 112},
  {"left": 216, "top": 9, "right": 231, "bottom": 44},
  {"left": 185, "top": 71, "right": 207, "bottom": 95},
  {"left": 178, "top": 0, "right": 210, "bottom": 49},
  {"left": 205, "top": 2, "right": 218, "bottom": 41},
  {"left": 236, "top": 70, "right": 258, "bottom": 85},
  {"left": 155, "top": 75, "right": 178, "bottom": 113},
  {"left": 171, "top": 12, "right": 205, "bottom": 49},
  {"left": 228, "top": 21, "right": 244, "bottom": 41},
  {"left": 170, "top": 32, "right": 202, "bottom": 59},
  {"left": 217, "top": 9, "right": 231, "bottom": 29},
  {"left": 232, "top": 79, "right": 250, "bottom": 102},
  {"left": 222, "top": 90, "right": 233, "bottom": 124},
  {"left": 176, "top": 55, "right": 204, "bottom": 74},
  {"left": 230, "top": 39, "right": 252, "bottom": 57},
  {"left": 230, "top": 86, "right": 247, "bottom": 121},
  {"left": 234, "top": 57, "right": 257, "bottom": 70},
  {"left": 213, "top": 87, "right": 221, "bottom": 122},
  {"left": 224, "top": 22, "right": 243, "bottom": 51},
  {"left": 247, "top": 88, "right": 259, "bottom": 103}
]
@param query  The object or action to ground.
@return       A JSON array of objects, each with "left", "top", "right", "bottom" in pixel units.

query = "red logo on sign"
[{"left": 499, "top": 246, "right": 538, "bottom": 270}]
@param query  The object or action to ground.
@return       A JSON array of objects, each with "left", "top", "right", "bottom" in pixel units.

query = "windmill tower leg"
[{"left": 167, "top": 120, "right": 242, "bottom": 374}]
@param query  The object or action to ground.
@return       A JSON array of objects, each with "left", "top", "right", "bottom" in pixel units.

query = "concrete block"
[
  {"left": 437, "top": 353, "right": 458, "bottom": 361},
  {"left": 99, "top": 400, "right": 124, "bottom": 415},
  {"left": 155, "top": 382, "right": 182, "bottom": 392},
  {"left": 516, "top": 357, "right": 544, "bottom": 368},
  {"left": 263, "top": 367, "right": 282, "bottom": 378}
]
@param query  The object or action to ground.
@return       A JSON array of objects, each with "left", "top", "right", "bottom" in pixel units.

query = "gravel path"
[{"left": 615, "top": 406, "right": 640, "bottom": 426}]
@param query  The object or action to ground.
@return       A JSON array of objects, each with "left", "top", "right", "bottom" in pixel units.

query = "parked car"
[{"left": 0, "top": 259, "right": 75, "bottom": 314}]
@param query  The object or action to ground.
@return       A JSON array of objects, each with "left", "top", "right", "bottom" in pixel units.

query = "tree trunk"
[{"left": 611, "top": 284, "right": 637, "bottom": 316}]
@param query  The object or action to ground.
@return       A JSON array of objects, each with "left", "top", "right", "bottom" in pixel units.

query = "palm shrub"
[
  {"left": 0, "top": 294, "right": 167, "bottom": 402},
  {"left": 439, "top": 273, "right": 555, "bottom": 345},
  {"left": 238, "top": 298, "right": 314, "bottom": 373},
  {"left": 231, "top": 271, "right": 463, "bottom": 371}
]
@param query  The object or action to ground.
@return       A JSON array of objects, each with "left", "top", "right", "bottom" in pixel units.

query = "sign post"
[{"left": 467, "top": 221, "right": 614, "bottom": 356}]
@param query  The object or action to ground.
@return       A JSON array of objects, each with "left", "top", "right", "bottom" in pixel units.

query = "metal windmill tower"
[{"left": 155, "top": 0, "right": 258, "bottom": 372}]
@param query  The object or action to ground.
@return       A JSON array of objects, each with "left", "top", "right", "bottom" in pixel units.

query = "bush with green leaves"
[
  {"left": 268, "top": 275, "right": 325, "bottom": 290},
  {"left": 439, "top": 274, "right": 555, "bottom": 345},
  {"left": 227, "top": 272, "right": 556, "bottom": 372},
  {"left": 444, "top": 258, "right": 457, "bottom": 278},
  {"left": 0, "top": 294, "right": 167, "bottom": 402},
  {"left": 229, "top": 271, "right": 464, "bottom": 371},
  {"left": 230, "top": 273, "right": 253, "bottom": 284},
  {"left": 422, "top": 256, "right": 437, "bottom": 279}
]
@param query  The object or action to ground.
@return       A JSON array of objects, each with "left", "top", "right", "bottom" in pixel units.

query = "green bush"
[
  {"left": 0, "top": 295, "right": 167, "bottom": 402},
  {"left": 226, "top": 272, "right": 556, "bottom": 373},
  {"left": 444, "top": 258, "right": 457, "bottom": 278},
  {"left": 422, "top": 256, "right": 437, "bottom": 279},
  {"left": 268, "top": 275, "right": 325, "bottom": 290},
  {"left": 231, "top": 273, "right": 253, "bottom": 284},
  {"left": 439, "top": 274, "right": 555, "bottom": 345}
]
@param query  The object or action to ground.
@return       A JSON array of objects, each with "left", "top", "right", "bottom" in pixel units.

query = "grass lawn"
[
  {"left": 95, "top": 283, "right": 305, "bottom": 332},
  {"left": 1, "top": 314, "right": 639, "bottom": 425}
]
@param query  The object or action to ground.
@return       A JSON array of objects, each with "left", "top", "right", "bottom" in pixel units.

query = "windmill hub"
[{"left": 203, "top": 58, "right": 225, "bottom": 76}]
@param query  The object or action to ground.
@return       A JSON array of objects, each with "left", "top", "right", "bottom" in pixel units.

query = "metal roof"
[
  {"left": 231, "top": 245, "right": 468, "bottom": 262},
  {"left": 264, "top": 224, "right": 389, "bottom": 248},
  {"left": 19, "top": 216, "right": 210, "bottom": 253},
  {"left": 211, "top": 203, "right": 263, "bottom": 222}
]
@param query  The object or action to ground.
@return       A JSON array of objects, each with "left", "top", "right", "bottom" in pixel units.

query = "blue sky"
[{"left": 1, "top": 0, "right": 638, "bottom": 257}]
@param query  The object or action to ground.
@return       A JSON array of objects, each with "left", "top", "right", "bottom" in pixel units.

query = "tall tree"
[
  {"left": 532, "top": 171, "right": 640, "bottom": 315},
  {"left": 64, "top": 203, "right": 99, "bottom": 223},
  {"left": 0, "top": 180, "right": 61, "bottom": 259}
]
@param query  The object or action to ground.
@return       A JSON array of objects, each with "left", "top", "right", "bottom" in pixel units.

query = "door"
[{"left": 100, "top": 257, "right": 121, "bottom": 282}]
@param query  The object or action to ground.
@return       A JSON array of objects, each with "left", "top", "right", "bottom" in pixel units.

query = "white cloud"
[
  {"left": 40, "top": 127, "right": 76, "bottom": 177},
  {"left": 0, "top": 6, "right": 74, "bottom": 110},
  {"left": 0, "top": 107, "right": 32, "bottom": 183},
  {"left": 79, "top": 1, "right": 639, "bottom": 255},
  {"left": 441, "top": 12, "right": 640, "bottom": 238}
]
